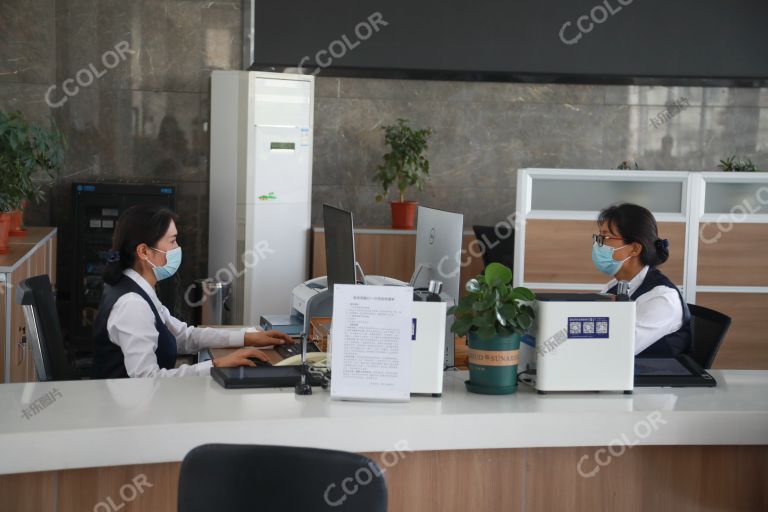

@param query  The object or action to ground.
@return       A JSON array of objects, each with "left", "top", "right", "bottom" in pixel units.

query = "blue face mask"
[
  {"left": 146, "top": 246, "right": 182, "bottom": 281},
  {"left": 591, "top": 242, "right": 630, "bottom": 276}
]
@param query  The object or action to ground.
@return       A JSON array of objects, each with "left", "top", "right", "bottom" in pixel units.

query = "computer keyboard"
[{"left": 274, "top": 342, "right": 320, "bottom": 359}]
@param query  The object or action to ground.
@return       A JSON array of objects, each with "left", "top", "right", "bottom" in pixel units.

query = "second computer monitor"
[
  {"left": 323, "top": 204, "right": 357, "bottom": 289},
  {"left": 414, "top": 206, "right": 464, "bottom": 304}
]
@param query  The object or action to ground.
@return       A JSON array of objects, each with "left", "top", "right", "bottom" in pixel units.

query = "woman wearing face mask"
[
  {"left": 91, "top": 205, "right": 293, "bottom": 378},
  {"left": 592, "top": 203, "right": 691, "bottom": 357}
]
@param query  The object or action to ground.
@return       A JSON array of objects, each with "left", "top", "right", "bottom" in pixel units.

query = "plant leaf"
[
  {"left": 511, "top": 287, "right": 535, "bottom": 301},
  {"left": 477, "top": 325, "right": 497, "bottom": 340},
  {"left": 484, "top": 262, "right": 513, "bottom": 287}
]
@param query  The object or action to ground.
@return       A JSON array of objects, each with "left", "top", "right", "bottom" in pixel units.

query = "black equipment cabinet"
[{"left": 63, "top": 183, "right": 177, "bottom": 352}]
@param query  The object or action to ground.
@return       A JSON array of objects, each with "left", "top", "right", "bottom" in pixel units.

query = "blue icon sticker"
[
  {"left": 521, "top": 333, "right": 536, "bottom": 347},
  {"left": 411, "top": 318, "right": 417, "bottom": 341},
  {"left": 567, "top": 317, "right": 609, "bottom": 339}
]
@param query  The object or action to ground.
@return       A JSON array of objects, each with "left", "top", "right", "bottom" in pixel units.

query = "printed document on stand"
[{"left": 330, "top": 284, "right": 413, "bottom": 402}]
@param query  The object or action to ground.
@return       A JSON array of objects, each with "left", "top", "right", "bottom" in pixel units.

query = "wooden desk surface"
[{"left": 0, "top": 226, "right": 57, "bottom": 272}]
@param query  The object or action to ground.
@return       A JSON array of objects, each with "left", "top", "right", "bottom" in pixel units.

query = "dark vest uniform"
[
  {"left": 91, "top": 276, "right": 178, "bottom": 378},
  {"left": 608, "top": 267, "right": 691, "bottom": 357}
]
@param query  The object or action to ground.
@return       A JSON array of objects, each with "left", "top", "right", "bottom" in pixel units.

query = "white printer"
[
  {"left": 519, "top": 293, "right": 636, "bottom": 394},
  {"left": 288, "top": 275, "right": 407, "bottom": 333}
]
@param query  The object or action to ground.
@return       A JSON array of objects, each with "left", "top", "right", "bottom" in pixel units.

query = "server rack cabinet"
[{"left": 65, "top": 183, "right": 176, "bottom": 353}]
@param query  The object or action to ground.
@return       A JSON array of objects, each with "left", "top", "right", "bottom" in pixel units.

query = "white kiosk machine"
[{"left": 519, "top": 293, "right": 636, "bottom": 394}]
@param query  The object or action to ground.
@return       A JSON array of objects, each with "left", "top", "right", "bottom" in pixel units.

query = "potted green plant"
[
  {"left": 718, "top": 156, "right": 760, "bottom": 172},
  {"left": 0, "top": 110, "right": 65, "bottom": 247},
  {"left": 0, "top": 192, "right": 14, "bottom": 254},
  {"left": 373, "top": 118, "right": 432, "bottom": 229},
  {"left": 616, "top": 160, "right": 640, "bottom": 170},
  {"left": 448, "top": 263, "right": 535, "bottom": 395}
]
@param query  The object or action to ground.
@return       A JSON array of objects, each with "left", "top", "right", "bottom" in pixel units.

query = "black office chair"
[
  {"left": 687, "top": 303, "right": 732, "bottom": 369},
  {"left": 472, "top": 224, "right": 515, "bottom": 270},
  {"left": 178, "top": 444, "right": 388, "bottom": 512},
  {"left": 15, "top": 275, "right": 80, "bottom": 381}
]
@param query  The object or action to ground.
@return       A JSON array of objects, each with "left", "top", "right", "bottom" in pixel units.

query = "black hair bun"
[{"left": 654, "top": 238, "right": 669, "bottom": 250}]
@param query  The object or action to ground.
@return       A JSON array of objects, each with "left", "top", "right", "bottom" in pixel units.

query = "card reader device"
[{"left": 519, "top": 293, "right": 636, "bottom": 394}]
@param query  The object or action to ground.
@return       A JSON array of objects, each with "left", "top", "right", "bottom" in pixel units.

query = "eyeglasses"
[{"left": 592, "top": 234, "right": 625, "bottom": 247}]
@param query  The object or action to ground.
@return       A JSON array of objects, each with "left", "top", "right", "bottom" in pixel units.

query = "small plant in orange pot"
[
  {"left": 0, "top": 190, "right": 17, "bottom": 253},
  {"left": 373, "top": 118, "right": 432, "bottom": 229},
  {"left": 0, "top": 109, "right": 65, "bottom": 246},
  {"left": 9, "top": 200, "right": 28, "bottom": 236},
  {"left": 0, "top": 202, "right": 11, "bottom": 254}
]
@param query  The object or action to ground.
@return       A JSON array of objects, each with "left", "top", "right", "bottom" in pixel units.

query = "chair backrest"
[
  {"left": 472, "top": 224, "right": 515, "bottom": 269},
  {"left": 15, "top": 275, "right": 78, "bottom": 381},
  {"left": 178, "top": 444, "right": 388, "bottom": 512},
  {"left": 687, "top": 303, "right": 732, "bottom": 369}
]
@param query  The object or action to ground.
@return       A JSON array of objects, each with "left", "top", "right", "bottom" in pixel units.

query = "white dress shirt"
[
  {"left": 600, "top": 265, "right": 683, "bottom": 355},
  {"left": 106, "top": 269, "right": 244, "bottom": 377}
]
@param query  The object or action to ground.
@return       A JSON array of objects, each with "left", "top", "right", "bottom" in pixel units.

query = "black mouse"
[{"left": 247, "top": 357, "right": 273, "bottom": 367}]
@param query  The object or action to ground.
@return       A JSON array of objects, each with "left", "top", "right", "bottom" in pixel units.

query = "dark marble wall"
[
  {"left": 313, "top": 79, "right": 768, "bottom": 227},
  {"left": 2, "top": 0, "right": 767, "bottom": 323},
  {"left": 1, "top": 0, "right": 241, "bottom": 322}
]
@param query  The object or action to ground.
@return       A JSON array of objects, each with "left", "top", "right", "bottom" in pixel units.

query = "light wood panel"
[
  {"left": 313, "top": 231, "right": 416, "bottom": 282},
  {"left": 364, "top": 448, "right": 525, "bottom": 512},
  {"left": 0, "top": 227, "right": 57, "bottom": 269},
  {"left": 694, "top": 293, "right": 768, "bottom": 369},
  {"left": 1, "top": 229, "right": 57, "bottom": 383},
  {"left": 0, "top": 280, "right": 5, "bottom": 384},
  {"left": 2, "top": 446, "right": 766, "bottom": 512},
  {"left": 525, "top": 445, "right": 768, "bottom": 512},
  {"left": 58, "top": 463, "right": 180, "bottom": 512},
  {"left": 523, "top": 220, "right": 685, "bottom": 285},
  {"left": 312, "top": 231, "right": 485, "bottom": 296},
  {"left": 0, "top": 243, "right": 38, "bottom": 270},
  {"left": 0, "top": 470, "right": 57, "bottom": 512},
  {"left": 9, "top": 259, "right": 29, "bottom": 383},
  {"left": 698, "top": 223, "right": 768, "bottom": 286},
  {"left": 25, "top": 246, "right": 47, "bottom": 381}
]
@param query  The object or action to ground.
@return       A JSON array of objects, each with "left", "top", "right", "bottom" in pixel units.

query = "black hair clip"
[
  {"left": 106, "top": 250, "right": 121, "bottom": 263},
  {"left": 655, "top": 238, "right": 669, "bottom": 250}
]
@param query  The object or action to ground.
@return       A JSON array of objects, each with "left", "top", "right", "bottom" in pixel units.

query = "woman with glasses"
[{"left": 592, "top": 203, "right": 691, "bottom": 357}]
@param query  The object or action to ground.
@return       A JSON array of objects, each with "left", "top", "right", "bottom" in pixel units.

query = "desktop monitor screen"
[
  {"left": 323, "top": 204, "right": 357, "bottom": 289},
  {"left": 414, "top": 206, "right": 464, "bottom": 304}
]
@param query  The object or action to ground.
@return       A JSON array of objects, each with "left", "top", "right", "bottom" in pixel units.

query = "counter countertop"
[
  {"left": 1, "top": 370, "right": 767, "bottom": 475},
  {"left": 0, "top": 226, "right": 57, "bottom": 273}
]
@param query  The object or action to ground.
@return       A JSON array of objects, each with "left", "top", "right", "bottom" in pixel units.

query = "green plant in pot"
[
  {"left": 448, "top": 263, "right": 535, "bottom": 395},
  {"left": 718, "top": 156, "right": 760, "bottom": 172},
  {"left": 373, "top": 118, "right": 432, "bottom": 229},
  {"left": 0, "top": 110, "right": 65, "bottom": 248},
  {"left": 616, "top": 160, "right": 640, "bottom": 170}
]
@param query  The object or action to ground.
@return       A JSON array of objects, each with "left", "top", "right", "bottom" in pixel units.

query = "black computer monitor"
[{"left": 323, "top": 204, "right": 356, "bottom": 288}]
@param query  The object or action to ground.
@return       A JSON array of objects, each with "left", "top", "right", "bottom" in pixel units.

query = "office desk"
[{"left": 1, "top": 371, "right": 767, "bottom": 511}]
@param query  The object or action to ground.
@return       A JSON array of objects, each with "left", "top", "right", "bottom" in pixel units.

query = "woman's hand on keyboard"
[
  {"left": 212, "top": 348, "right": 269, "bottom": 368},
  {"left": 244, "top": 330, "right": 295, "bottom": 347}
]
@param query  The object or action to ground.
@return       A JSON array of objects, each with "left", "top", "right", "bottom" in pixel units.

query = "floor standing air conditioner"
[{"left": 209, "top": 71, "right": 314, "bottom": 324}]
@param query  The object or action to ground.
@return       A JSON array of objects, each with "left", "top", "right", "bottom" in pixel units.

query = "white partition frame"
[
  {"left": 513, "top": 169, "right": 694, "bottom": 299},
  {"left": 693, "top": 172, "right": 768, "bottom": 300},
  {"left": 515, "top": 169, "right": 768, "bottom": 304}
]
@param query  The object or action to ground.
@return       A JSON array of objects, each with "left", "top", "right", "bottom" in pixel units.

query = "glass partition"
[
  {"left": 704, "top": 182, "right": 768, "bottom": 215},
  {"left": 531, "top": 179, "right": 684, "bottom": 213}
]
